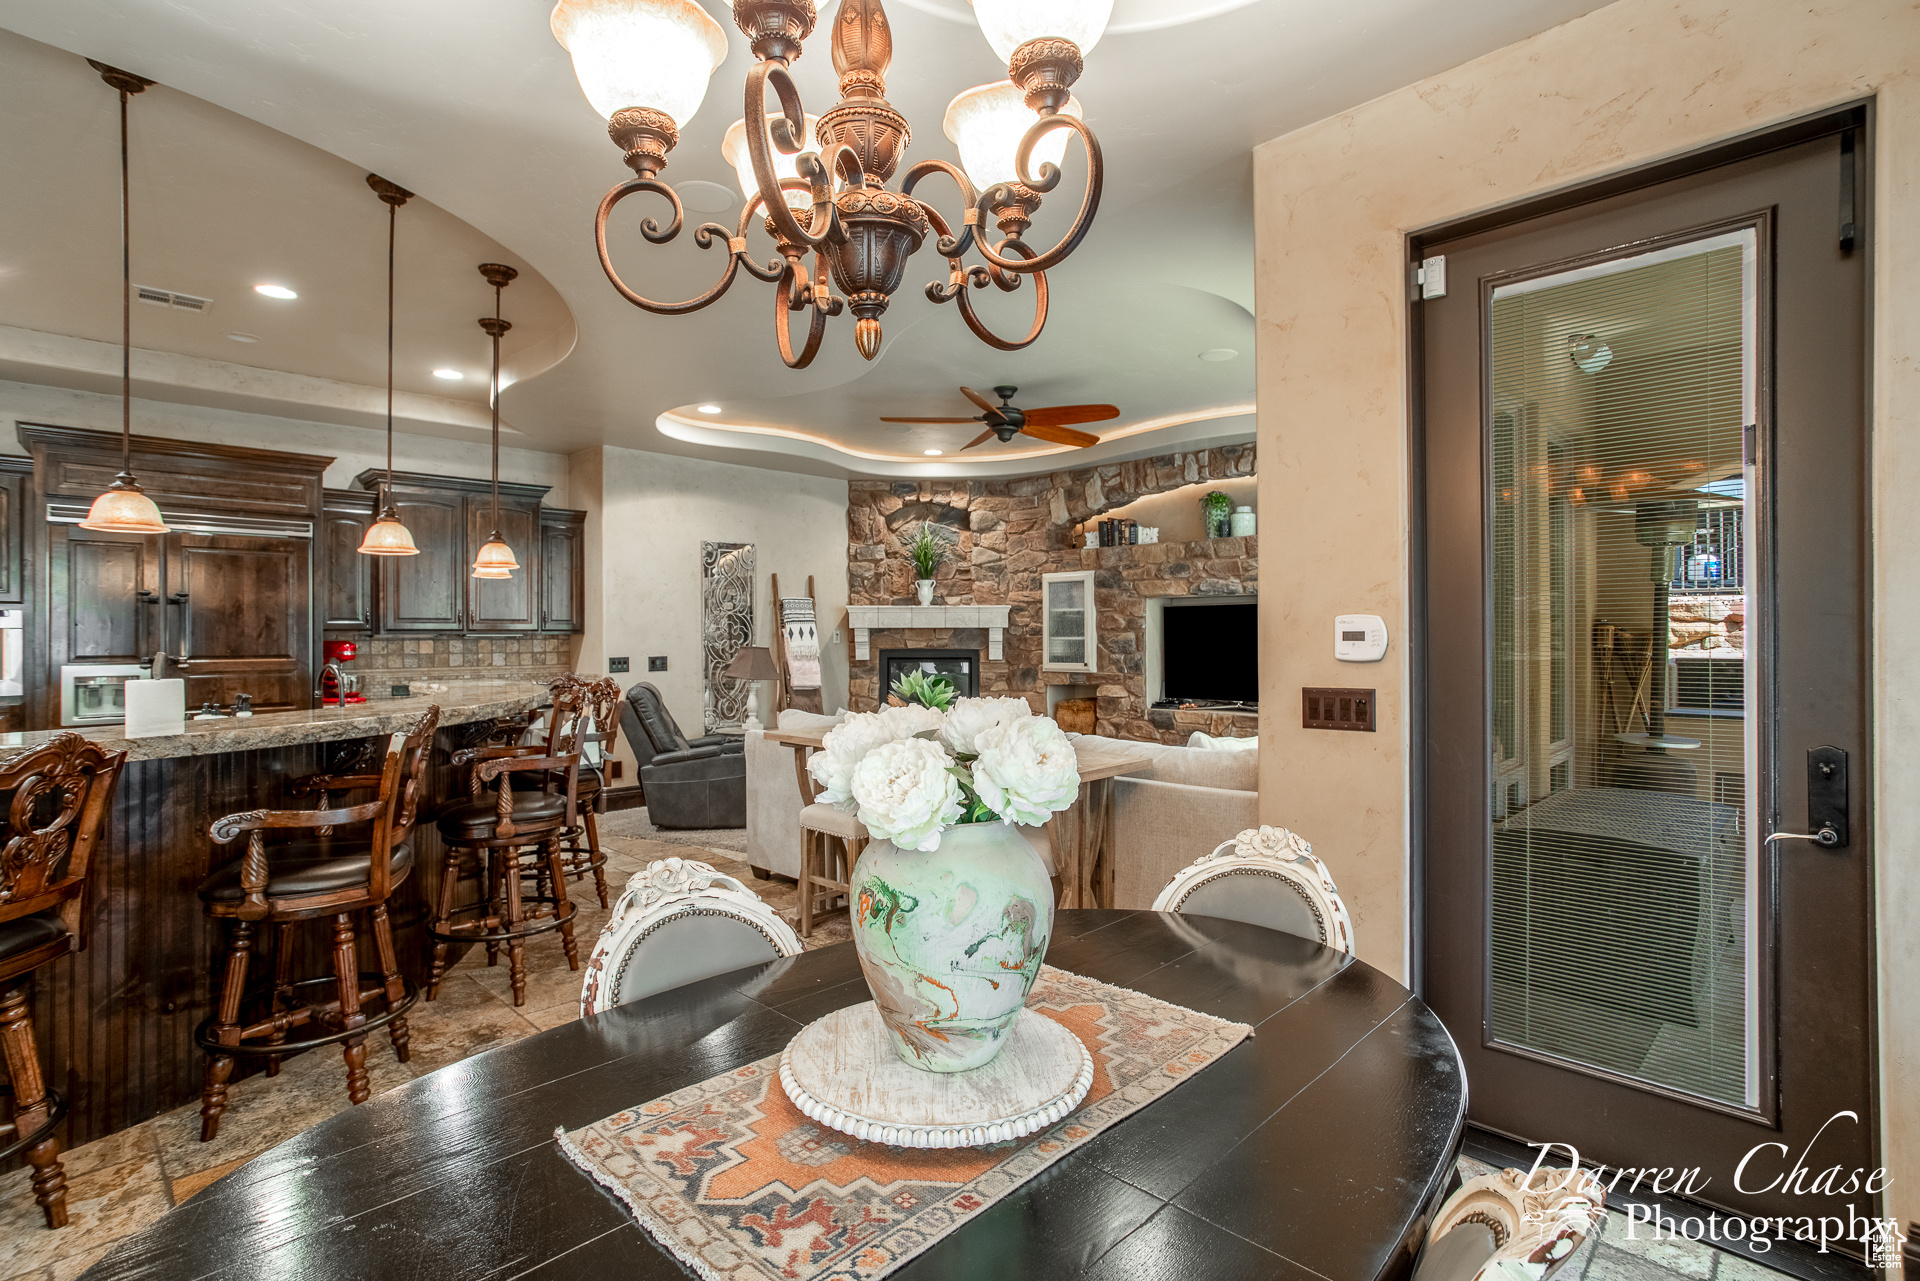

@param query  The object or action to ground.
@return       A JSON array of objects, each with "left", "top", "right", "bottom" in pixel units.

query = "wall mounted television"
[{"left": 1162, "top": 600, "right": 1258, "bottom": 705}]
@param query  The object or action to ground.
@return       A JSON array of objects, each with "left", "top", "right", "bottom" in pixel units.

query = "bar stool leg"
[
  {"left": 332, "top": 914, "right": 369, "bottom": 1106},
  {"left": 265, "top": 922, "right": 295, "bottom": 1077},
  {"left": 371, "top": 903, "right": 410, "bottom": 1064},
  {"left": 548, "top": 840, "right": 579, "bottom": 971},
  {"left": 504, "top": 851, "right": 528, "bottom": 1007},
  {"left": 200, "top": 920, "right": 255, "bottom": 1142},
  {"left": 484, "top": 850, "right": 503, "bottom": 969},
  {"left": 1, "top": 980, "right": 67, "bottom": 1228},
  {"left": 582, "top": 807, "right": 610, "bottom": 909},
  {"left": 427, "top": 847, "right": 462, "bottom": 1001}
]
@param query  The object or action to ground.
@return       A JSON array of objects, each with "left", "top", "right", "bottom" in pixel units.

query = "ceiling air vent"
[{"left": 134, "top": 286, "right": 212, "bottom": 314}]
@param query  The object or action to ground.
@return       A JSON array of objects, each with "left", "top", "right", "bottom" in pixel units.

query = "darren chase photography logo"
[{"left": 1524, "top": 1112, "right": 1901, "bottom": 1266}]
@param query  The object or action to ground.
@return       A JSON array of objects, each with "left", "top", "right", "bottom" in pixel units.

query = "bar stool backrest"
[
  {"left": 0, "top": 733, "right": 127, "bottom": 946},
  {"left": 1410, "top": 1166, "right": 1605, "bottom": 1281},
  {"left": 390, "top": 706, "right": 442, "bottom": 851},
  {"left": 1151, "top": 825, "right": 1355, "bottom": 954}
]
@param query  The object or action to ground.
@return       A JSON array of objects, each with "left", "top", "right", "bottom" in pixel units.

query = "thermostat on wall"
[{"left": 1335, "top": 614, "right": 1388, "bottom": 662}]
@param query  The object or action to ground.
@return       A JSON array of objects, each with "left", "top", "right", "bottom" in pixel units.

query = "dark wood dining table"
[{"left": 82, "top": 910, "right": 1467, "bottom": 1281}]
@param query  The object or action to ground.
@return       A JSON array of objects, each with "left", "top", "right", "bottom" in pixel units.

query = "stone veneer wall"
[{"left": 847, "top": 445, "right": 1257, "bottom": 744}]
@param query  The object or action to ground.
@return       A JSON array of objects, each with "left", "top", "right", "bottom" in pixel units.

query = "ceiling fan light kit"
[{"left": 553, "top": 0, "right": 1107, "bottom": 367}]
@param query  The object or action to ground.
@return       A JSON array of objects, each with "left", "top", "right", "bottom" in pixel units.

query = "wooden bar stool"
[
  {"left": 0, "top": 733, "right": 126, "bottom": 1229},
  {"left": 427, "top": 686, "right": 583, "bottom": 1005},
  {"left": 523, "top": 675, "right": 617, "bottom": 909},
  {"left": 798, "top": 804, "right": 864, "bottom": 938},
  {"left": 196, "top": 706, "right": 438, "bottom": 1142}
]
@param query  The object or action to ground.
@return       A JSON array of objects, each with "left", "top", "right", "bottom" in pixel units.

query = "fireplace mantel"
[{"left": 844, "top": 605, "right": 1012, "bottom": 661}]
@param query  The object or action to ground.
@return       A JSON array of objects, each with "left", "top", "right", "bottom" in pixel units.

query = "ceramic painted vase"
[{"left": 850, "top": 822, "right": 1055, "bottom": 1073}]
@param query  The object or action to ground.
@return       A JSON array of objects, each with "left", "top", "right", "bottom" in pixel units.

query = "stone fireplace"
[{"left": 846, "top": 445, "right": 1258, "bottom": 744}]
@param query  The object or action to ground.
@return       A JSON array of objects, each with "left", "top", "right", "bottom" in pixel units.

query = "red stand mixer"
[{"left": 320, "top": 639, "right": 366, "bottom": 705}]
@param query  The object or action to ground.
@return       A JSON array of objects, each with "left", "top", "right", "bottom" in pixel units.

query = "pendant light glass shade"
[
  {"left": 79, "top": 477, "right": 168, "bottom": 533},
  {"left": 550, "top": 0, "right": 728, "bottom": 127},
  {"left": 471, "top": 534, "right": 520, "bottom": 579},
  {"left": 944, "top": 82, "right": 1083, "bottom": 190},
  {"left": 722, "top": 113, "right": 821, "bottom": 211},
  {"left": 970, "top": 0, "right": 1113, "bottom": 63},
  {"left": 358, "top": 507, "right": 421, "bottom": 555}
]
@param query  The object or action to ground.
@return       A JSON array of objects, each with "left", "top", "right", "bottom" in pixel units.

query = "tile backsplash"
[{"left": 338, "top": 635, "right": 574, "bottom": 692}]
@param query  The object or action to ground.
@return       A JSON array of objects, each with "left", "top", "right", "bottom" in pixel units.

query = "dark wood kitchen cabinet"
[
  {"left": 465, "top": 494, "right": 541, "bottom": 631},
  {"left": 321, "top": 488, "right": 375, "bottom": 630},
  {"left": 0, "top": 455, "right": 31, "bottom": 605},
  {"left": 540, "top": 508, "right": 585, "bottom": 634},
  {"left": 23, "top": 424, "right": 327, "bottom": 727},
  {"left": 371, "top": 485, "right": 465, "bottom": 632}
]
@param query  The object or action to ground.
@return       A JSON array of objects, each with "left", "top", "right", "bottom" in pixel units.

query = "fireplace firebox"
[{"left": 878, "top": 648, "right": 980, "bottom": 699}]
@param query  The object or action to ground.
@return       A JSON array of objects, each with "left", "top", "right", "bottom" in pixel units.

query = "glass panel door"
[{"left": 1486, "top": 230, "right": 1758, "bottom": 1108}]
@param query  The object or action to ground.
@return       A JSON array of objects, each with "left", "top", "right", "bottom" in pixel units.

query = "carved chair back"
[
  {"left": 561, "top": 675, "right": 623, "bottom": 773},
  {"left": 1411, "top": 1165, "right": 1606, "bottom": 1281},
  {"left": 389, "top": 706, "right": 443, "bottom": 848},
  {"left": 451, "top": 684, "right": 584, "bottom": 841},
  {"left": 1151, "top": 825, "right": 1355, "bottom": 954},
  {"left": 580, "top": 856, "right": 801, "bottom": 1016},
  {"left": 0, "top": 733, "right": 127, "bottom": 944},
  {"left": 210, "top": 732, "right": 410, "bottom": 920}
]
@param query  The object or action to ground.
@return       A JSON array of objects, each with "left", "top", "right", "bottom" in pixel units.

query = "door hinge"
[
  {"left": 1743, "top": 423, "right": 1758, "bottom": 468},
  {"left": 1415, "top": 255, "right": 1447, "bottom": 300}
]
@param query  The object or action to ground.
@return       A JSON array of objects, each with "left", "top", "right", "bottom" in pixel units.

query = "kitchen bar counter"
[
  {"left": 2, "top": 679, "right": 548, "bottom": 763},
  {"left": 20, "top": 679, "right": 562, "bottom": 1155}
]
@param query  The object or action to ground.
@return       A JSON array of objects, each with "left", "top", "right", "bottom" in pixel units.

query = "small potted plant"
[{"left": 906, "top": 523, "right": 944, "bottom": 605}]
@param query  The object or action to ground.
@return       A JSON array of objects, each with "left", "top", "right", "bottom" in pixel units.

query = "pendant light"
[
  {"left": 471, "top": 263, "right": 519, "bottom": 579},
  {"left": 358, "top": 174, "right": 423, "bottom": 555},
  {"left": 78, "top": 61, "right": 168, "bottom": 534}
]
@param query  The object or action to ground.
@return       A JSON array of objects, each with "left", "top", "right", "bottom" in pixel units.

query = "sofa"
[{"left": 745, "top": 710, "right": 1258, "bottom": 906}]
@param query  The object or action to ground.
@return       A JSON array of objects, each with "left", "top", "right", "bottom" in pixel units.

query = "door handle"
[
  {"left": 1765, "top": 827, "right": 1842, "bottom": 847},
  {"left": 1767, "top": 746, "right": 1849, "bottom": 849}
]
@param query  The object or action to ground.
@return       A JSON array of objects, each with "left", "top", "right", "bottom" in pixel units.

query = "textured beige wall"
[{"left": 1252, "top": 0, "right": 1918, "bottom": 1220}]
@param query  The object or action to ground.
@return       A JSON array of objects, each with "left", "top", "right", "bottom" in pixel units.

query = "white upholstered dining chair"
[
  {"left": 1151, "top": 825, "right": 1355, "bottom": 953},
  {"left": 1410, "top": 1165, "right": 1606, "bottom": 1281},
  {"left": 580, "top": 857, "right": 801, "bottom": 1016}
]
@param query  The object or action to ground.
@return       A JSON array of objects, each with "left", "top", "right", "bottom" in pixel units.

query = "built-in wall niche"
[
  {"left": 1144, "top": 595, "right": 1259, "bottom": 710},
  {"left": 1083, "top": 477, "right": 1257, "bottom": 544}
]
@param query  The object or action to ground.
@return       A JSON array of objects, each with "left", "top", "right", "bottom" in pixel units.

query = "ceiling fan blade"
[
  {"left": 1020, "top": 422, "right": 1101, "bottom": 448},
  {"left": 958, "top": 386, "right": 1000, "bottom": 415},
  {"left": 961, "top": 429, "right": 998, "bottom": 450},
  {"left": 1021, "top": 404, "right": 1120, "bottom": 427},
  {"left": 880, "top": 417, "right": 980, "bottom": 423}
]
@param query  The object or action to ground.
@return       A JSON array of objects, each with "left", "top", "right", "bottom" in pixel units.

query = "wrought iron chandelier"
[{"left": 550, "top": 0, "right": 1108, "bottom": 367}]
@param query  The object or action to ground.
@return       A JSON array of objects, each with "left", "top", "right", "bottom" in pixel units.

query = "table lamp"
[{"left": 723, "top": 646, "right": 779, "bottom": 731}]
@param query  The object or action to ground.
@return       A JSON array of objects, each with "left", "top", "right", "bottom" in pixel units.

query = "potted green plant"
[{"left": 906, "top": 523, "right": 945, "bottom": 605}]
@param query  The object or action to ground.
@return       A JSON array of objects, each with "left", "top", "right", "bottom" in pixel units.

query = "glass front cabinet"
[{"left": 1041, "top": 570, "right": 1098, "bottom": 671}]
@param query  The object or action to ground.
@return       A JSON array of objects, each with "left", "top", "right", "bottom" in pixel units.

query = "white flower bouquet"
[{"left": 807, "top": 697, "right": 1081, "bottom": 851}]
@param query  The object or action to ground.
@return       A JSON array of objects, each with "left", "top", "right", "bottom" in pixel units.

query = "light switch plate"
[
  {"left": 648, "top": 656, "right": 668, "bottom": 672},
  {"left": 608, "top": 656, "right": 630, "bottom": 674}
]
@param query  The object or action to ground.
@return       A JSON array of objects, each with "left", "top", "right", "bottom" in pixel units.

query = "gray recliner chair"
[{"left": 620, "top": 682, "right": 747, "bottom": 830}]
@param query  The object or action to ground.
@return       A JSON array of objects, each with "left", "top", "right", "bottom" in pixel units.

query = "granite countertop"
[{"left": 0, "top": 679, "right": 551, "bottom": 765}]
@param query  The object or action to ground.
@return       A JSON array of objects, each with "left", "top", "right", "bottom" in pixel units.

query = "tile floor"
[{"left": 1, "top": 836, "right": 1774, "bottom": 1281}]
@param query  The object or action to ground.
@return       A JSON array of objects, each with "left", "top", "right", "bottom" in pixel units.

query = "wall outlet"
[
  {"left": 648, "top": 656, "right": 668, "bottom": 672},
  {"left": 1303, "top": 687, "right": 1375, "bottom": 732},
  {"left": 830, "top": 629, "right": 842, "bottom": 645},
  {"left": 608, "top": 656, "right": 630, "bottom": 673}
]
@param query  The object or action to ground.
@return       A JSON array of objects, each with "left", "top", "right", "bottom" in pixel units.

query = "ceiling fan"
[{"left": 881, "top": 386, "right": 1119, "bottom": 450}]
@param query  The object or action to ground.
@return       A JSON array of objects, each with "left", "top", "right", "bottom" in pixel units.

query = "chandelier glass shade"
[
  {"left": 550, "top": 0, "right": 729, "bottom": 127},
  {"left": 80, "top": 483, "right": 168, "bottom": 535},
  {"left": 723, "top": 112, "right": 821, "bottom": 210},
  {"left": 358, "top": 511, "right": 421, "bottom": 555},
  {"left": 944, "top": 82, "right": 1081, "bottom": 192},
  {"left": 558, "top": 0, "right": 1109, "bottom": 367},
  {"left": 969, "top": 0, "right": 1114, "bottom": 63},
  {"left": 471, "top": 538, "right": 520, "bottom": 579}
]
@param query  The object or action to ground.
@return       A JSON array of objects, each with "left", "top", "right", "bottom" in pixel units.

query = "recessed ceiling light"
[
  {"left": 1199, "top": 348, "right": 1237, "bottom": 362},
  {"left": 923, "top": 449, "right": 944, "bottom": 456},
  {"left": 697, "top": 404, "right": 722, "bottom": 414},
  {"left": 254, "top": 284, "right": 297, "bottom": 300},
  {"left": 225, "top": 331, "right": 260, "bottom": 343},
  {"left": 433, "top": 369, "right": 464, "bottom": 380}
]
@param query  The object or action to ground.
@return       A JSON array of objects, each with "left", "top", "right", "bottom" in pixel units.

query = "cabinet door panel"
[
  {"left": 378, "top": 493, "right": 464, "bottom": 631},
  {"left": 321, "top": 505, "right": 373, "bottom": 629},
  {"left": 0, "top": 466, "right": 26, "bottom": 605},
  {"left": 540, "top": 518, "right": 583, "bottom": 633},
  {"left": 171, "top": 534, "right": 310, "bottom": 712},
  {"left": 466, "top": 498, "right": 538, "bottom": 631},
  {"left": 65, "top": 535, "right": 151, "bottom": 662}
]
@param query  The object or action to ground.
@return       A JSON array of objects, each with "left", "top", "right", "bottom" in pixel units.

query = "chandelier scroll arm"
[
  {"left": 745, "top": 61, "right": 840, "bottom": 252},
  {"left": 594, "top": 179, "right": 745, "bottom": 316},
  {"left": 772, "top": 255, "right": 829, "bottom": 369},
  {"left": 970, "top": 113, "right": 1103, "bottom": 276},
  {"left": 900, "top": 160, "right": 981, "bottom": 260},
  {"left": 918, "top": 204, "right": 1048, "bottom": 352}
]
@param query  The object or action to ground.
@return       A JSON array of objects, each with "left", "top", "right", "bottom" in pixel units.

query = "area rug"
[
  {"left": 598, "top": 806, "right": 749, "bottom": 853},
  {"left": 555, "top": 965, "right": 1252, "bottom": 1281}
]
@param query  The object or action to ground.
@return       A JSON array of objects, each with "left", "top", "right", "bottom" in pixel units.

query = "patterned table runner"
[{"left": 556, "top": 965, "right": 1253, "bottom": 1281}]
